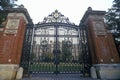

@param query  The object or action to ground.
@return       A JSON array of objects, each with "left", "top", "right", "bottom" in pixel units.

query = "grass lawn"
[{"left": 29, "top": 62, "right": 82, "bottom": 73}]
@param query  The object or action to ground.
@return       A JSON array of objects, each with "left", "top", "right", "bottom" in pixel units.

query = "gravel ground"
[{"left": 23, "top": 74, "right": 99, "bottom": 80}]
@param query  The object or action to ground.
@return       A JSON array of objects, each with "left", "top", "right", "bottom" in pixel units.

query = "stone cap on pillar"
[
  {"left": 4, "top": 8, "right": 33, "bottom": 25},
  {"left": 80, "top": 7, "right": 106, "bottom": 25}
]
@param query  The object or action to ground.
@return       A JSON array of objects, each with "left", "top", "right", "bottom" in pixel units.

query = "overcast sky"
[{"left": 16, "top": 0, "right": 113, "bottom": 25}]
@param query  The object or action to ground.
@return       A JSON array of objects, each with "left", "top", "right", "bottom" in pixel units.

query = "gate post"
[
  {"left": 80, "top": 7, "right": 120, "bottom": 79},
  {"left": 0, "top": 8, "right": 32, "bottom": 80}
]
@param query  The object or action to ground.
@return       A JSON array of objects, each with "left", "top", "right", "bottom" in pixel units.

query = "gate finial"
[{"left": 87, "top": 7, "right": 92, "bottom": 11}]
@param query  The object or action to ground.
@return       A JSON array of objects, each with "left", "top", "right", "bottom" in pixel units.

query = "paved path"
[{"left": 23, "top": 74, "right": 99, "bottom": 80}]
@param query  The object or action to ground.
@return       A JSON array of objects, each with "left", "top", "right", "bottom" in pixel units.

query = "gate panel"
[
  {"left": 29, "top": 27, "right": 56, "bottom": 73},
  {"left": 57, "top": 28, "right": 82, "bottom": 73},
  {"left": 20, "top": 24, "right": 34, "bottom": 75},
  {"left": 29, "top": 25, "right": 82, "bottom": 74},
  {"left": 21, "top": 10, "right": 91, "bottom": 75}
]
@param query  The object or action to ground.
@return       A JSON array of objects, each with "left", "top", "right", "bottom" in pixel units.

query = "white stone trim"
[
  {"left": 0, "top": 64, "right": 19, "bottom": 80},
  {"left": 8, "top": 13, "right": 28, "bottom": 24},
  {"left": 0, "top": 28, "right": 4, "bottom": 31},
  {"left": 92, "top": 64, "right": 120, "bottom": 67},
  {"left": 0, "top": 64, "right": 19, "bottom": 70},
  {"left": 91, "top": 64, "right": 120, "bottom": 79}
]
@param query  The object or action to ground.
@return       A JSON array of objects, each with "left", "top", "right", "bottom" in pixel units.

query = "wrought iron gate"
[{"left": 20, "top": 10, "right": 91, "bottom": 76}]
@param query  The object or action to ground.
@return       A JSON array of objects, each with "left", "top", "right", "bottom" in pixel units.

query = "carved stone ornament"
[
  {"left": 93, "top": 21, "right": 106, "bottom": 35},
  {"left": 6, "top": 19, "right": 20, "bottom": 29},
  {"left": 4, "top": 19, "right": 20, "bottom": 34},
  {"left": 0, "top": 28, "right": 4, "bottom": 31},
  {"left": 4, "top": 30, "right": 17, "bottom": 34}
]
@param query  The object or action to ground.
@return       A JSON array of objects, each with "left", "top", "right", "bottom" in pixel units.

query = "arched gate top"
[{"left": 35, "top": 10, "right": 78, "bottom": 29}]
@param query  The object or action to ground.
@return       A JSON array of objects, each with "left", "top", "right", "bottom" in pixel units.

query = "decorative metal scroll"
[
  {"left": 21, "top": 10, "right": 91, "bottom": 76},
  {"left": 38, "top": 10, "right": 75, "bottom": 25}
]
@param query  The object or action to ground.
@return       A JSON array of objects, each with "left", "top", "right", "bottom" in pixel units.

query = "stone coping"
[
  {"left": 0, "top": 64, "right": 19, "bottom": 70},
  {"left": 92, "top": 64, "right": 120, "bottom": 67}
]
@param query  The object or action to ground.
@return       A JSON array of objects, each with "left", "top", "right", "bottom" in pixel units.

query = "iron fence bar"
[
  {"left": 84, "top": 25, "right": 92, "bottom": 76},
  {"left": 28, "top": 25, "right": 35, "bottom": 75},
  {"left": 25, "top": 23, "right": 86, "bottom": 75},
  {"left": 79, "top": 25, "right": 85, "bottom": 77},
  {"left": 20, "top": 23, "right": 34, "bottom": 76},
  {"left": 54, "top": 25, "right": 59, "bottom": 74},
  {"left": 36, "top": 22, "right": 78, "bottom": 29},
  {"left": 34, "top": 34, "right": 79, "bottom": 37}
]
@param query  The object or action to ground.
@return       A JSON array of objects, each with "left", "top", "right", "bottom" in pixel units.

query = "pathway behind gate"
[{"left": 23, "top": 74, "right": 98, "bottom": 80}]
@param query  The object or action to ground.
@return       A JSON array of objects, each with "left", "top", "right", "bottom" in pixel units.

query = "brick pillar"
[
  {"left": 0, "top": 8, "right": 32, "bottom": 80},
  {"left": 81, "top": 7, "right": 120, "bottom": 79}
]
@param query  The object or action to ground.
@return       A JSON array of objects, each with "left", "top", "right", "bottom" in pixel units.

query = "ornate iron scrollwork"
[
  {"left": 40, "top": 40, "right": 48, "bottom": 48},
  {"left": 66, "top": 40, "right": 72, "bottom": 47},
  {"left": 38, "top": 10, "right": 75, "bottom": 25},
  {"left": 25, "top": 10, "right": 89, "bottom": 75}
]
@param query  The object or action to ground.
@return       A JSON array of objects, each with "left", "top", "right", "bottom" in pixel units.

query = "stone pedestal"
[
  {"left": 91, "top": 64, "right": 120, "bottom": 79},
  {"left": 0, "top": 64, "right": 19, "bottom": 80},
  {"left": 16, "top": 67, "right": 23, "bottom": 80},
  {"left": 81, "top": 7, "right": 120, "bottom": 79},
  {"left": 0, "top": 8, "right": 32, "bottom": 79},
  {"left": 90, "top": 66, "right": 97, "bottom": 78}
]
